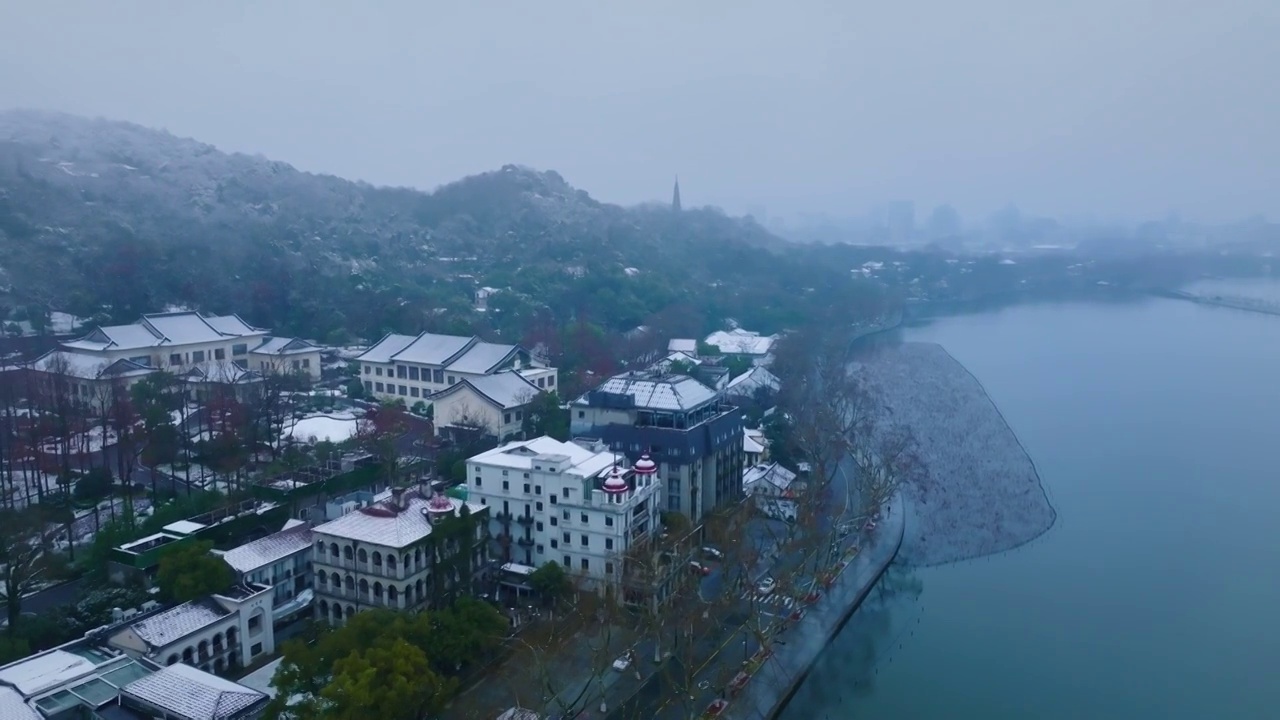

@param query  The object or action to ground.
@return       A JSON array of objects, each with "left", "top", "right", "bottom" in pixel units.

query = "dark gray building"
[{"left": 570, "top": 370, "right": 744, "bottom": 520}]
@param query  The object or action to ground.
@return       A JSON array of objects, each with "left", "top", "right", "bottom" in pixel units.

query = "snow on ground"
[
  {"left": 4, "top": 470, "right": 62, "bottom": 508},
  {"left": 854, "top": 342, "right": 1056, "bottom": 566},
  {"left": 281, "top": 411, "right": 361, "bottom": 444},
  {"left": 38, "top": 426, "right": 119, "bottom": 454}
]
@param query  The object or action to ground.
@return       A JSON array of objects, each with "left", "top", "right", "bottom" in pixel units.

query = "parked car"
[
  {"left": 702, "top": 546, "right": 725, "bottom": 560},
  {"left": 612, "top": 649, "right": 635, "bottom": 672},
  {"left": 690, "top": 561, "right": 712, "bottom": 577},
  {"left": 755, "top": 575, "right": 777, "bottom": 595}
]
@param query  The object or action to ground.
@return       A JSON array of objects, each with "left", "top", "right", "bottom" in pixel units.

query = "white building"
[
  {"left": 466, "top": 437, "right": 662, "bottom": 592},
  {"left": 703, "top": 328, "right": 778, "bottom": 365},
  {"left": 29, "top": 311, "right": 321, "bottom": 398},
  {"left": 0, "top": 638, "right": 267, "bottom": 720},
  {"left": 725, "top": 366, "right": 781, "bottom": 399},
  {"left": 311, "top": 488, "right": 489, "bottom": 624},
  {"left": 356, "top": 332, "right": 557, "bottom": 404},
  {"left": 106, "top": 584, "right": 276, "bottom": 674},
  {"left": 743, "top": 462, "right": 802, "bottom": 522},
  {"left": 743, "top": 427, "right": 768, "bottom": 466},
  {"left": 218, "top": 521, "right": 314, "bottom": 626},
  {"left": 430, "top": 371, "right": 544, "bottom": 440}
]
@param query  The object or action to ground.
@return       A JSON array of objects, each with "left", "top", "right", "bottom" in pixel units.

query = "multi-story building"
[
  {"left": 570, "top": 370, "right": 745, "bottom": 520},
  {"left": 27, "top": 311, "right": 321, "bottom": 401},
  {"left": 466, "top": 437, "right": 662, "bottom": 591},
  {"left": 218, "top": 520, "right": 314, "bottom": 627},
  {"left": 105, "top": 583, "right": 276, "bottom": 673},
  {"left": 702, "top": 328, "right": 778, "bottom": 366},
  {"left": 356, "top": 332, "right": 557, "bottom": 405},
  {"left": 431, "top": 371, "right": 544, "bottom": 440},
  {"left": 311, "top": 488, "right": 489, "bottom": 624}
]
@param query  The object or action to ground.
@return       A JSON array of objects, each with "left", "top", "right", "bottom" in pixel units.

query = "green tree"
[
  {"left": 422, "top": 597, "right": 507, "bottom": 674},
  {"left": 156, "top": 540, "right": 234, "bottom": 602},
  {"left": 0, "top": 509, "right": 56, "bottom": 635},
  {"left": 520, "top": 391, "right": 569, "bottom": 441},
  {"left": 528, "top": 561, "right": 571, "bottom": 606},
  {"left": 73, "top": 466, "right": 115, "bottom": 504},
  {"left": 345, "top": 377, "right": 366, "bottom": 400},
  {"left": 321, "top": 639, "right": 456, "bottom": 720}
]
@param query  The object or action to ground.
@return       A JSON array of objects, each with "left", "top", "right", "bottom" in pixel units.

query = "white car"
[
  {"left": 702, "top": 546, "right": 725, "bottom": 560},
  {"left": 612, "top": 650, "right": 635, "bottom": 672},
  {"left": 755, "top": 576, "right": 777, "bottom": 596}
]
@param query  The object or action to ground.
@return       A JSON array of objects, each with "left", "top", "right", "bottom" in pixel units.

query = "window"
[
  {"left": 580, "top": 534, "right": 588, "bottom": 547},
  {"left": 516, "top": 411, "right": 523, "bottom": 421},
  {"left": 169, "top": 353, "right": 182, "bottom": 365},
  {"left": 233, "top": 343, "right": 248, "bottom": 356},
  {"left": 375, "top": 382, "right": 384, "bottom": 392},
  {"left": 562, "top": 532, "right": 570, "bottom": 544},
  {"left": 551, "top": 539, "right": 558, "bottom": 548},
  {"left": 398, "top": 385, "right": 407, "bottom": 396},
  {"left": 376, "top": 367, "right": 383, "bottom": 376},
  {"left": 433, "top": 369, "right": 444, "bottom": 383},
  {"left": 550, "top": 495, "right": 557, "bottom": 505},
  {"left": 548, "top": 376, "right": 555, "bottom": 387},
  {"left": 550, "top": 517, "right": 558, "bottom": 527},
  {"left": 536, "top": 544, "right": 544, "bottom": 554},
  {"left": 562, "top": 510, "right": 569, "bottom": 521},
  {"left": 364, "top": 365, "right": 371, "bottom": 375},
  {"left": 536, "top": 521, "right": 544, "bottom": 531},
  {"left": 251, "top": 642, "right": 263, "bottom": 656},
  {"left": 578, "top": 411, "right": 585, "bottom": 419},
  {"left": 535, "top": 485, "right": 541, "bottom": 495},
  {"left": 580, "top": 513, "right": 588, "bottom": 524},
  {"left": 504, "top": 413, "right": 512, "bottom": 424},
  {"left": 192, "top": 350, "right": 206, "bottom": 363},
  {"left": 605, "top": 561, "right": 614, "bottom": 574},
  {"left": 605, "top": 538, "right": 614, "bottom": 550},
  {"left": 474, "top": 477, "right": 482, "bottom": 487},
  {"left": 214, "top": 348, "right": 225, "bottom": 360},
  {"left": 447, "top": 375, "right": 456, "bottom": 385},
  {"left": 580, "top": 558, "right": 589, "bottom": 571},
  {"left": 292, "top": 360, "right": 301, "bottom": 370},
  {"left": 605, "top": 516, "right": 614, "bottom": 527},
  {"left": 564, "top": 555, "right": 571, "bottom": 567},
  {"left": 364, "top": 381, "right": 372, "bottom": 393},
  {"left": 408, "top": 366, "right": 419, "bottom": 380},
  {"left": 248, "top": 614, "right": 263, "bottom": 634},
  {"left": 302, "top": 358, "right": 310, "bottom": 368},
  {"left": 535, "top": 501, "right": 543, "bottom": 512},
  {"left": 502, "top": 481, "right": 509, "bottom": 491},
  {"left": 410, "top": 387, "right": 419, "bottom": 398},
  {"left": 538, "top": 377, "right": 545, "bottom": 388},
  {"left": 397, "top": 365, "right": 407, "bottom": 379},
  {"left": 523, "top": 483, "right": 530, "bottom": 493}
]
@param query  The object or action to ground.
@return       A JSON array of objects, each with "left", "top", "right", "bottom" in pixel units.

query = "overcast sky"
[{"left": 2, "top": 1, "right": 1277, "bottom": 223}]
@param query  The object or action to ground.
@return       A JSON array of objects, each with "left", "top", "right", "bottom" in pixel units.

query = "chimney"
[{"left": 391, "top": 487, "right": 405, "bottom": 511}]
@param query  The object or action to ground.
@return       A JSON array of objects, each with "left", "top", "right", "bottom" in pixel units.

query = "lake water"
[{"left": 782, "top": 285, "right": 1280, "bottom": 719}]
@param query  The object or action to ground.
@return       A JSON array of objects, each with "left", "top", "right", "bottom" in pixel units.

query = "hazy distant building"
[{"left": 672, "top": 176, "right": 682, "bottom": 212}]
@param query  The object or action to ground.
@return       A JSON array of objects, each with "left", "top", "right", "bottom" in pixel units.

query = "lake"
[{"left": 781, "top": 285, "right": 1280, "bottom": 719}]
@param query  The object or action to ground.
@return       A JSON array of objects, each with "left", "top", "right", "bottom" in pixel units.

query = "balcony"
[
  {"left": 516, "top": 535, "right": 535, "bottom": 547},
  {"left": 516, "top": 514, "right": 535, "bottom": 526},
  {"left": 495, "top": 510, "right": 514, "bottom": 523}
]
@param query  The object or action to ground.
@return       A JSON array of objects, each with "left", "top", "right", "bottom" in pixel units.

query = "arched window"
[
  {"left": 212, "top": 632, "right": 224, "bottom": 650},
  {"left": 387, "top": 554, "right": 397, "bottom": 570},
  {"left": 372, "top": 551, "right": 383, "bottom": 567},
  {"left": 358, "top": 578, "right": 369, "bottom": 595},
  {"left": 318, "top": 600, "right": 329, "bottom": 617},
  {"left": 346, "top": 604, "right": 356, "bottom": 619},
  {"left": 166, "top": 654, "right": 179, "bottom": 666},
  {"left": 402, "top": 553, "right": 410, "bottom": 570},
  {"left": 333, "top": 604, "right": 344, "bottom": 621},
  {"left": 317, "top": 573, "right": 327, "bottom": 586},
  {"left": 344, "top": 575, "right": 354, "bottom": 590},
  {"left": 343, "top": 545, "right": 354, "bottom": 560},
  {"left": 373, "top": 582, "right": 383, "bottom": 600},
  {"left": 182, "top": 647, "right": 194, "bottom": 663},
  {"left": 357, "top": 548, "right": 368, "bottom": 563},
  {"left": 415, "top": 579, "right": 424, "bottom": 598},
  {"left": 330, "top": 571, "right": 340, "bottom": 588},
  {"left": 388, "top": 585, "right": 399, "bottom": 604},
  {"left": 329, "top": 542, "right": 339, "bottom": 557}
]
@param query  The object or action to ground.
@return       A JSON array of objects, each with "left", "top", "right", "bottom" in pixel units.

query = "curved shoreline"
[{"left": 854, "top": 341, "right": 1058, "bottom": 567}]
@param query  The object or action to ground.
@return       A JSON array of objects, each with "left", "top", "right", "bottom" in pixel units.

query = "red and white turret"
[{"left": 602, "top": 465, "right": 630, "bottom": 495}]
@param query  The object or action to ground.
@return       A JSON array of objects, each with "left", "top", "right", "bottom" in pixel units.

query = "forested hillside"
[{"left": 0, "top": 110, "right": 885, "bottom": 352}]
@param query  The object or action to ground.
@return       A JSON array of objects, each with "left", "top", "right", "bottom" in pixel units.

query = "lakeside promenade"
[{"left": 722, "top": 492, "right": 905, "bottom": 720}]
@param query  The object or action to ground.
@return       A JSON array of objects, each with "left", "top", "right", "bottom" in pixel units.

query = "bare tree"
[{"left": 0, "top": 507, "right": 56, "bottom": 634}]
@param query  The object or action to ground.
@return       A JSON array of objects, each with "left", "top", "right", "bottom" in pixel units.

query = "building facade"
[
  {"left": 311, "top": 489, "right": 489, "bottom": 624},
  {"left": 431, "top": 371, "right": 544, "bottom": 440},
  {"left": 570, "top": 370, "right": 745, "bottom": 520},
  {"left": 218, "top": 521, "right": 314, "bottom": 626},
  {"left": 357, "top": 331, "right": 557, "bottom": 404},
  {"left": 466, "top": 437, "right": 662, "bottom": 590}
]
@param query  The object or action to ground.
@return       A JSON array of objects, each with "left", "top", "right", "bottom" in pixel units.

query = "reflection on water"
[{"left": 778, "top": 565, "right": 924, "bottom": 717}]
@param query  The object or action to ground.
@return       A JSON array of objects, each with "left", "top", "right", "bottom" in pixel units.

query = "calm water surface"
[{"left": 783, "top": 288, "right": 1280, "bottom": 719}]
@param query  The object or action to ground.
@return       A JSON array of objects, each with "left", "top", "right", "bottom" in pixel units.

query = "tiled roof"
[
  {"left": 743, "top": 428, "right": 766, "bottom": 454},
  {"left": 314, "top": 493, "right": 485, "bottom": 549},
  {"left": 667, "top": 338, "right": 697, "bottom": 354},
  {"left": 577, "top": 372, "right": 718, "bottom": 412},
  {"left": 140, "top": 313, "right": 228, "bottom": 346},
  {"left": 354, "top": 333, "right": 418, "bottom": 363},
  {"left": 181, "top": 362, "right": 260, "bottom": 384},
  {"left": 221, "top": 524, "right": 312, "bottom": 574},
  {"left": 62, "top": 323, "right": 162, "bottom": 352},
  {"left": 203, "top": 314, "right": 262, "bottom": 337},
  {"left": 0, "top": 649, "right": 99, "bottom": 697},
  {"left": 432, "top": 372, "right": 540, "bottom": 410},
  {"left": 469, "top": 437, "right": 617, "bottom": 478},
  {"left": 251, "top": 336, "right": 317, "bottom": 356},
  {"left": 29, "top": 351, "right": 154, "bottom": 381},
  {"left": 123, "top": 663, "right": 265, "bottom": 720},
  {"left": 704, "top": 329, "right": 776, "bottom": 356},
  {"left": 726, "top": 366, "right": 781, "bottom": 395},
  {"left": 128, "top": 600, "right": 231, "bottom": 649},
  {"left": 445, "top": 342, "right": 519, "bottom": 375},
  {"left": 0, "top": 687, "right": 40, "bottom": 720},
  {"left": 61, "top": 313, "right": 264, "bottom": 353},
  {"left": 743, "top": 462, "right": 798, "bottom": 492}
]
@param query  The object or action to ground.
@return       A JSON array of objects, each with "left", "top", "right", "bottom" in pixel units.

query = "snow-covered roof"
[
  {"left": 668, "top": 338, "right": 697, "bottom": 354},
  {"left": 203, "top": 314, "right": 263, "bottom": 337},
  {"left": 359, "top": 332, "right": 474, "bottom": 366},
  {"left": 704, "top": 329, "right": 776, "bottom": 356},
  {"left": 432, "top": 372, "right": 540, "bottom": 410},
  {"left": 180, "top": 361, "right": 260, "bottom": 384},
  {"left": 122, "top": 663, "right": 265, "bottom": 720},
  {"left": 726, "top": 366, "right": 781, "bottom": 396},
  {"left": 140, "top": 313, "right": 235, "bottom": 346},
  {"left": 0, "top": 649, "right": 99, "bottom": 697},
  {"left": 234, "top": 658, "right": 282, "bottom": 698},
  {"left": 29, "top": 351, "right": 154, "bottom": 381},
  {"left": 313, "top": 492, "right": 485, "bottom": 549},
  {"left": 251, "top": 336, "right": 318, "bottom": 356},
  {"left": 127, "top": 600, "right": 231, "bottom": 649},
  {"left": 576, "top": 372, "right": 718, "bottom": 412},
  {"left": 0, "top": 687, "right": 40, "bottom": 720},
  {"left": 221, "top": 523, "right": 312, "bottom": 574},
  {"left": 743, "top": 428, "right": 766, "bottom": 455},
  {"left": 469, "top": 437, "right": 617, "bottom": 479},
  {"left": 61, "top": 312, "right": 264, "bottom": 353},
  {"left": 647, "top": 351, "right": 702, "bottom": 374},
  {"left": 743, "top": 462, "right": 798, "bottom": 493},
  {"left": 445, "top": 341, "right": 520, "bottom": 375}
]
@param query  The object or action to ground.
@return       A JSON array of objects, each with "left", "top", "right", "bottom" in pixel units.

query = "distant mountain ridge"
[{"left": 0, "top": 110, "right": 831, "bottom": 346}]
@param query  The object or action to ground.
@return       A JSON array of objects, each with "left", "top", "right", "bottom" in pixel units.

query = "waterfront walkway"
[{"left": 722, "top": 493, "right": 905, "bottom": 720}]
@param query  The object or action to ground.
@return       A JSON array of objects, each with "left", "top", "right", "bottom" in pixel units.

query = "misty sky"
[{"left": 2, "top": 1, "right": 1277, "bottom": 223}]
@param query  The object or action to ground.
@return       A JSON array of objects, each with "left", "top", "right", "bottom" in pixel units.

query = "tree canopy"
[{"left": 156, "top": 540, "right": 235, "bottom": 603}]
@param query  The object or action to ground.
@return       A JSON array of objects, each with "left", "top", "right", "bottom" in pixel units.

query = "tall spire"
[{"left": 672, "top": 175, "right": 682, "bottom": 212}]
